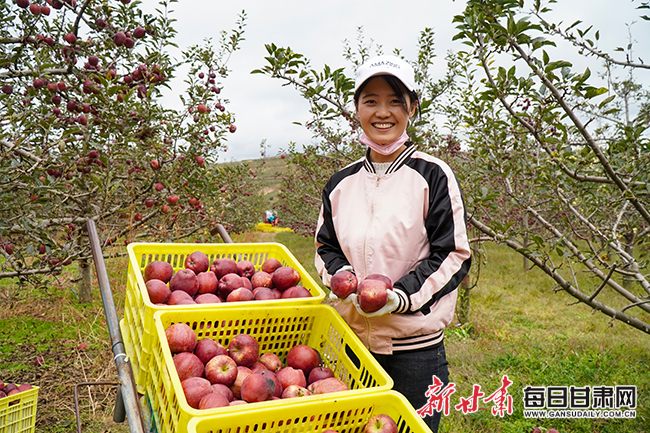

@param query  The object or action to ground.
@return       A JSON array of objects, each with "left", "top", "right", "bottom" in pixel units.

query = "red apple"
[
  {"left": 365, "top": 274, "right": 393, "bottom": 290},
  {"left": 364, "top": 414, "right": 397, "bottom": 433},
  {"left": 259, "top": 369, "right": 283, "bottom": 398},
  {"left": 198, "top": 393, "right": 230, "bottom": 409},
  {"left": 211, "top": 258, "right": 239, "bottom": 279},
  {"left": 211, "top": 383, "right": 234, "bottom": 402},
  {"left": 196, "top": 271, "right": 218, "bottom": 295},
  {"left": 185, "top": 250, "right": 209, "bottom": 274},
  {"left": 281, "top": 385, "right": 311, "bottom": 399},
  {"left": 194, "top": 338, "right": 227, "bottom": 365},
  {"left": 308, "top": 377, "right": 349, "bottom": 395},
  {"left": 165, "top": 322, "right": 197, "bottom": 353},
  {"left": 240, "top": 373, "right": 275, "bottom": 403},
  {"left": 194, "top": 293, "right": 221, "bottom": 304},
  {"left": 250, "top": 271, "right": 272, "bottom": 289},
  {"left": 259, "top": 352, "right": 282, "bottom": 372},
  {"left": 252, "top": 287, "right": 276, "bottom": 300},
  {"left": 143, "top": 260, "right": 173, "bottom": 283},
  {"left": 218, "top": 273, "right": 244, "bottom": 299},
  {"left": 173, "top": 352, "right": 204, "bottom": 382},
  {"left": 330, "top": 270, "right": 358, "bottom": 299},
  {"left": 167, "top": 195, "right": 179, "bottom": 206},
  {"left": 145, "top": 279, "right": 171, "bottom": 304},
  {"left": 357, "top": 278, "right": 390, "bottom": 313},
  {"left": 181, "top": 377, "right": 212, "bottom": 409},
  {"left": 272, "top": 266, "right": 301, "bottom": 291},
  {"left": 307, "top": 366, "right": 335, "bottom": 385},
  {"left": 170, "top": 268, "right": 199, "bottom": 297},
  {"left": 227, "top": 334, "right": 259, "bottom": 367},
  {"left": 281, "top": 286, "right": 312, "bottom": 299},
  {"left": 286, "top": 344, "right": 320, "bottom": 377},
  {"left": 236, "top": 260, "right": 256, "bottom": 279},
  {"left": 205, "top": 355, "right": 238, "bottom": 387},
  {"left": 226, "top": 287, "right": 254, "bottom": 302},
  {"left": 167, "top": 290, "right": 194, "bottom": 305},
  {"left": 229, "top": 366, "right": 252, "bottom": 400},
  {"left": 261, "top": 258, "right": 282, "bottom": 274},
  {"left": 276, "top": 366, "right": 306, "bottom": 389}
]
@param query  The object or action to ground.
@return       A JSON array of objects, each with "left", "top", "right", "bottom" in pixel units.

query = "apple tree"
[
  {"left": 258, "top": 1, "right": 650, "bottom": 334},
  {"left": 448, "top": 0, "right": 650, "bottom": 333},
  {"left": 0, "top": 0, "right": 260, "bottom": 298}
]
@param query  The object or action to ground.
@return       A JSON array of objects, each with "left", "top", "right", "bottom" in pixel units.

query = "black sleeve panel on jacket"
[
  {"left": 315, "top": 161, "right": 365, "bottom": 277},
  {"left": 393, "top": 157, "right": 471, "bottom": 314}
]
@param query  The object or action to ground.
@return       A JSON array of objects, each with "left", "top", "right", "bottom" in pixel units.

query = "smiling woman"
[{"left": 314, "top": 55, "right": 472, "bottom": 433}]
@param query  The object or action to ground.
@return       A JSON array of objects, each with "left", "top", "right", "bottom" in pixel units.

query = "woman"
[{"left": 314, "top": 55, "right": 472, "bottom": 432}]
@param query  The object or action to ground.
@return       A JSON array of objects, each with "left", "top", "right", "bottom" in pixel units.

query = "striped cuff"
[{"left": 392, "top": 288, "right": 410, "bottom": 313}]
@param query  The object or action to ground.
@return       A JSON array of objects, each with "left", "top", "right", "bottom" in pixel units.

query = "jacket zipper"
[{"left": 362, "top": 174, "right": 382, "bottom": 349}]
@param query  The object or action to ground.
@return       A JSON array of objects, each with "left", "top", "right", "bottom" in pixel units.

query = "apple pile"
[
  {"left": 0, "top": 379, "right": 34, "bottom": 405},
  {"left": 330, "top": 272, "right": 393, "bottom": 313},
  {"left": 164, "top": 322, "right": 350, "bottom": 409},
  {"left": 143, "top": 251, "right": 313, "bottom": 305}
]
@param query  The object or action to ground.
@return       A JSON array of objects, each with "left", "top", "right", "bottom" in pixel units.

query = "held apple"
[
  {"left": 357, "top": 278, "right": 391, "bottom": 313},
  {"left": 365, "top": 273, "right": 393, "bottom": 290},
  {"left": 330, "top": 270, "right": 358, "bottom": 299}
]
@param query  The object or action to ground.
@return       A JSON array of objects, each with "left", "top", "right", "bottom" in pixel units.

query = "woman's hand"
[{"left": 352, "top": 290, "right": 400, "bottom": 317}]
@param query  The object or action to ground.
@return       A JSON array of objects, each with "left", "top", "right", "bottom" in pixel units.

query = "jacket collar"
[{"left": 364, "top": 142, "right": 416, "bottom": 175}]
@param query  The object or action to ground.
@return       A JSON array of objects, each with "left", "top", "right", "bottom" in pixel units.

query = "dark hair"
[{"left": 354, "top": 74, "right": 420, "bottom": 116}]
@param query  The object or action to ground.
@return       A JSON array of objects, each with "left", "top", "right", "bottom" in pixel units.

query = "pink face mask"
[{"left": 359, "top": 130, "right": 409, "bottom": 156}]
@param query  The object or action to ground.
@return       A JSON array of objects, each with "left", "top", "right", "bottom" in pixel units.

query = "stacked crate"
[{"left": 121, "top": 242, "right": 431, "bottom": 433}]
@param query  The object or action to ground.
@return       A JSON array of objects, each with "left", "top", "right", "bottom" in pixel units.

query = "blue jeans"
[{"left": 372, "top": 340, "right": 449, "bottom": 433}]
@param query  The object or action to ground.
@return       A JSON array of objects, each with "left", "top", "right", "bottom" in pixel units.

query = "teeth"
[{"left": 374, "top": 123, "right": 393, "bottom": 129}]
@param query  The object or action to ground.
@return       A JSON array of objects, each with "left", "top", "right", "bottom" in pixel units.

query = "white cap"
[{"left": 354, "top": 55, "right": 416, "bottom": 93}]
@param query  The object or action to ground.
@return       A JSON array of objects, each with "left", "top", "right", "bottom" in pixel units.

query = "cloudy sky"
[{"left": 140, "top": 0, "right": 650, "bottom": 162}]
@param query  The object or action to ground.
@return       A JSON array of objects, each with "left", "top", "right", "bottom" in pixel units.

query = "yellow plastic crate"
[
  {"left": 121, "top": 242, "right": 326, "bottom": 393},
  {"left": 0, "top": 387, "right": 39, "bottom": 433},
  {"left": 187, "top": 390, "right": 430, "bottom": 433},
  {"left": 146, "top": 304, "right": 393, "bottom": 433}
]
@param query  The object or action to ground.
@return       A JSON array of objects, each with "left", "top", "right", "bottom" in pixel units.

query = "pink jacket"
[{"left": 315, "top": 145, "right": 471, "bottom": 354}]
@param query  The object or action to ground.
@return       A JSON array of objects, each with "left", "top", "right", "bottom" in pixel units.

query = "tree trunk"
[{"left": 78, "top": 258, "right": 93, "bottom": 303}]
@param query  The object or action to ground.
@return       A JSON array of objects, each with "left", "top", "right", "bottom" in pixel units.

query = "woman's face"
[{"left": 356, "top": 76, "right": 416, "bottom": 146}]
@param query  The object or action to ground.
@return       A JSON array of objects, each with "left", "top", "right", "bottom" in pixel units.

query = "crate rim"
[{"left": 185, "top": 390, "right": 430, "bottom": 433}]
